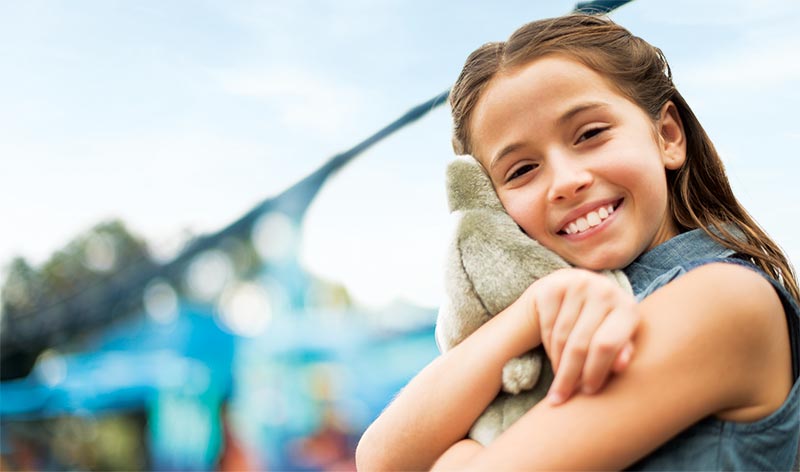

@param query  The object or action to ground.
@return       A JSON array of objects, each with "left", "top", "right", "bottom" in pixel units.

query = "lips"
[{"left": 558, "top": 198, "right": 622, "bottom": 235}]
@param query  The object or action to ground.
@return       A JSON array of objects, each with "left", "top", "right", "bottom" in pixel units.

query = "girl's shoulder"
[
  {"left": 629, "top": 260, "right": 800, "bottom": 470},
  {"left": 671, "top": 255, "right": 799, "bottom": 386},
  {"left": 625, "top": 228, "right": 799, "bottom": 413},
  {"left": 662, "top": 261, "right": 792, "bottom": 421},
  {"left": 642, "top": 264, "right": 797, "bottom": 421}
]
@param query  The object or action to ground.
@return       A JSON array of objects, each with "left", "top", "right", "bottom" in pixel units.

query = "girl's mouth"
[{"left": 558, "top": 199, "right": 623, "bottom": 236}]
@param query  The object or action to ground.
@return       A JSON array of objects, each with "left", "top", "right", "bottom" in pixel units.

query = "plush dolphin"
[{"left": 436, "top": 155, "right": 632, "bottom": 445}]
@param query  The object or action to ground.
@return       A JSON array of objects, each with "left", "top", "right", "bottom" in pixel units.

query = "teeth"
[{"left": 562, "top": 202, "right": 617, "bottom": 235}]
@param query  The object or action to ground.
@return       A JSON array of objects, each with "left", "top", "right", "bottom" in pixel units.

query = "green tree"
[{"left": 1, "top": 220, "right": 156, "bottom": 380}]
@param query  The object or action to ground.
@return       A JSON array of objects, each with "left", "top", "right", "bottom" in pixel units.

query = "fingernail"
[
  {"left": 548, "top": 392, "right": 564, "bottom": 405},
  {"left": 621, "top": 345, "right": 633, "bottom": 364},
  {"left": 582, "top": 385, "right": 596, "bottom": 395}
]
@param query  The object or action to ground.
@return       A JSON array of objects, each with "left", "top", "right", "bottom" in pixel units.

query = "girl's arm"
[
  {"left": 355, "top": 284, "right": 543, "bottom": 471},
  {"left": 357, "top": 262, "right": 791, "bottom": 471},
  {"left": 356, "top": 267, "right": 638, "bottom": 470},
  {"left": 445, "top": 262, "right": 791, "bottom": 470}
]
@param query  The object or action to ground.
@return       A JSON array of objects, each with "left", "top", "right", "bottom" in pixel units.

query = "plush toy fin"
[
  {"left": 446, "top": 156, "right": 506, "bottom": 213},
  {"left": 436, "top": 242, "right": 493, "bottom": 351}
]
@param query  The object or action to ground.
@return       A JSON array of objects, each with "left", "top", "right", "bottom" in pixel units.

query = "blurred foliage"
[
  {"left": 2, "top": 220, "right": 152, "bottom": 319},
  {"left": 0, "top": 218, "right": 353, "bottom": 381},
  {"left": 1, "top": 220, "right": 155, "bottom": 380}
]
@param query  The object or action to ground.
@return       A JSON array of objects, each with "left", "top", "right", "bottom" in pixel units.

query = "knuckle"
[
  {"left": 591, "top": 338, "right": 617, "bottom": 356},
  {"left": 614, "top": 289, "right": 634, "bottom": 305},
  {"left": 583, "top": 269, "right": 605, "bottom": 282},
  {"left": 540, "top": 311, "right": 557, "bottom": 328},
  {"left": 581, "top": 369, "right": 597, "bottom": 386},
  {"left": 568, "top": 343, "right": 589, "bottom": 358},
  {"left": 575, "top": 271, "right": 592, "bottom": 287},
  {"left": 626, "top": 300, "right": 641, "bottom": 316},
  {"left": 551, "top": 333, "right": 568, "bottom": 350},
  {"left": 557, "top": 267, "right": 578, "bottom": 278},
  {"left": 582, "top": 379, "right": 600, "bottom": 394},
  {"left": 597, "top": 288, "right": 616, "bottom": 304},
  {"left": 550, "top": 338, "right": 567, "bottom": 352},
  {"left": 554, "top": 370, "right": 574, "bottom": 388},
  {"left": 615, "top": 303, "right": 640, "bottom": 327}
]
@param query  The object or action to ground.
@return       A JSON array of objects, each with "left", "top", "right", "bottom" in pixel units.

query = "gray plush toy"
[{"left": 435, "top": 155, "right": 632, "bottom": 446}]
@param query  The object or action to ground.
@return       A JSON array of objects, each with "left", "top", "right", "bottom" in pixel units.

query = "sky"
[{"left": 1, "top": 0, "right": 798, "bottom": 309}]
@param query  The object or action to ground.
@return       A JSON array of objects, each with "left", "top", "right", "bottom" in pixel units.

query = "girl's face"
[{"left": 470, "top": 55, "right": 686, "bottom": 270}]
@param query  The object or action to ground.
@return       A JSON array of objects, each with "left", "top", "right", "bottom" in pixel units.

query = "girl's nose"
[{"left": 546, "top": 158, "right": 594, "bottom": 202}]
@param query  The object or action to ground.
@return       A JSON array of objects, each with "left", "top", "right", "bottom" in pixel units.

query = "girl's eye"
[
  {"left": 577, "top": 126, "right": 609, "bottom": 143},
  {"left": 507, "top": 164, "right": 537, "bottom": 182}
]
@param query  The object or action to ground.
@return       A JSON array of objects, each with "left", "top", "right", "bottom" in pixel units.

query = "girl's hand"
[{"left": 530, "top": 268, "right": 640, "bottom": 405}]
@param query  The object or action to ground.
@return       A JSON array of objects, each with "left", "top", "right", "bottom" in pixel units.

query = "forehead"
[{"left": 470, "top": 55, "right": 627, "bottom": 161}]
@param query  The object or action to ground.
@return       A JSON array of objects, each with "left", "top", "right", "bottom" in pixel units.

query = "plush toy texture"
[{"left": 436, "top": 155, "right": 632, "bottom": 446}]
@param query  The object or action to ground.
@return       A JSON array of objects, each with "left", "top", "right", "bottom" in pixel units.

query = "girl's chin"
[{"left": 563, "top": 254, "right": 627, "bottom": 272}]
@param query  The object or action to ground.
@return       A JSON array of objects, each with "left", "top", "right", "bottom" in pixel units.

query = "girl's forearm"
[
  {"left": 431, "top": 439, "right": 484, "bottom": 471},
  {"left": 356, "top": 291, "right": 540, "bottom": 471}
]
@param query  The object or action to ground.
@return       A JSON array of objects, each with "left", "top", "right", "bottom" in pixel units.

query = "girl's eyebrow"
[
  {"left": 558, "top": 101, "right": 609, "bottom": 126},
  {"left": 490, "top": 143, "right": 524, "bottom": 170},
  {"left": 490, "top": 101, "right": 609, "bottom": 170}
]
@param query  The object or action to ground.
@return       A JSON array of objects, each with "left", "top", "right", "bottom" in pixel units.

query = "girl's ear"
[{"left": 658, "top": 101, "right": 687, "bottom": 170}]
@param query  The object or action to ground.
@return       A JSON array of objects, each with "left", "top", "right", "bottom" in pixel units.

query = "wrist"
[
  {"left": 503, "top": 285, "right": 542, "bottom": 355},
  {"left": 522, "top": 286, "right": 542, "bottom": 347}
]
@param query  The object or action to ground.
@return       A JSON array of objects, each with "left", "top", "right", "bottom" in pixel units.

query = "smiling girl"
[{"left": 356, "top": 14, "right": 799, "bottom": 470}]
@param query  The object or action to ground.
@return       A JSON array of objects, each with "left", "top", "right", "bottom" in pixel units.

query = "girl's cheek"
[
  {"left": 504, "top": 203, "right": 527, "bottom": 227},
  {"left": 510, "top": 187, "right": 544, "bottom": 228},
  {"left": 500, "top": 187, "right": 548, "bottom": 237},
  {"left": 509, "top": 206, "right": 545, "bottom": 239}
]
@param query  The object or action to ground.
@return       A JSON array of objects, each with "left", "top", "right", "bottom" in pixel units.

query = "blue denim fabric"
[
  {"left": 621, "top": 229, "right": 800, "bottom": 471},
  {"left": 623, "top": 229, "right": 736, "bottom": 301}
]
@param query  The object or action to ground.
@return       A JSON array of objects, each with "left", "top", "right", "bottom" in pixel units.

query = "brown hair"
[{"left": 450, "top": 14, "right": 799, "bottom": 301}]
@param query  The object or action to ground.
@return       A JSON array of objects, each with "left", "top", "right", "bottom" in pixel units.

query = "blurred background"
[{"left": 1, "top": 0, "right": 798, "bottom": 470}]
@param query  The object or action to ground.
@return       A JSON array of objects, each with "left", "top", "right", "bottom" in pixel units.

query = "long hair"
[{"left": 450, "top": 14, "right": 799, "bottom": 301}]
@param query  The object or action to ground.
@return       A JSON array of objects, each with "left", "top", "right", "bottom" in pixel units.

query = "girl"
[{"left": 356, "top": 14, "right": 800, "bottom": 470}]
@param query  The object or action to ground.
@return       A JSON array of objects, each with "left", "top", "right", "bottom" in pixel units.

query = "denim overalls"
[{"left": 623, "top": 229, "right": 800, "bottom": 471}]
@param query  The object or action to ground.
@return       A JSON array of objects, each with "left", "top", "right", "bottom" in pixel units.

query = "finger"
[
  {"left": 581, "top": 344, "right": 621, "bottom": 395},
  {"left": 612, "top": 342, "right": 634, "bottom": 373},
  {"left": 531, "top": 277, "right": 566, "bottom": 361},
  {"left": 538, "top": 269, "right": 593, "bottom": 370},
  {"left": 547, "top": 300, "right": 609, "bottom": 404},
  {"left": 547, "top": 284, "right": 586, "bottom": 372},
  {"left": 581, "top": 308, "right": 639, "bottom": 393}
]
